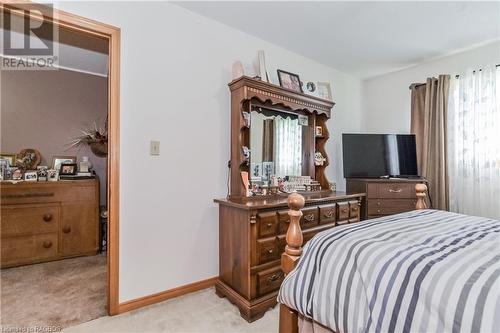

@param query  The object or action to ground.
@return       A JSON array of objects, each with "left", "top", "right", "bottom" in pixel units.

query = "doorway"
[{"left": 0, "top": 1, "right": 120, "bottom": 325}]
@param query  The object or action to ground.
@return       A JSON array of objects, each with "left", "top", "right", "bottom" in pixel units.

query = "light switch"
[{"left": 150, "top": 141, "right": 160, "bottom": 156}]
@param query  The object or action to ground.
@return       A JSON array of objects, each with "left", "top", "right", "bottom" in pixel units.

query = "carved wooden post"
[
  {"left": 282, "top": 192, "right": 305, "bottom": 275},
  {"left": 415, "top": 183, "right": 428, "bottom": 210},
  {"left": 279, "top": 192, "right": 304, "bottom": 333}
]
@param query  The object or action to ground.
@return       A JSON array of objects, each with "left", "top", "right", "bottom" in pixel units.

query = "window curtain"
[
  {"left": 410, "top": 75, "right": 450, "bottom": 210},
  {"left": 448, "top": 65, "right": 500, "bottom": 219},
  {"left": 274, "top": 116, "right": 302, "bottom": 177}
]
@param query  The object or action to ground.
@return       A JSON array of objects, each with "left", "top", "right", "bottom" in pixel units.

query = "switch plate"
[{"left": 150, "top": 141, "right": 160, "bottom": 156}]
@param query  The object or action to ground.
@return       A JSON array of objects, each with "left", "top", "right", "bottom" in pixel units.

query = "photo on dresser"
[
  {"left": 52, "top": 156, "right": 76, "bottom": 171},
  {"left": 59, "top": 163, "right": 78, "bottom": 176}
]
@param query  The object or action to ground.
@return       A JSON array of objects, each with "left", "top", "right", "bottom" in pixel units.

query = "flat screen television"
[{"left": 342, "top": 133, "right": 419, "bottom": 178}]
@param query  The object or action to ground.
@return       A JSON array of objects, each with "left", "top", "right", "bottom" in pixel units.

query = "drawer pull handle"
[
  {"left": 43, "top": 214, "right": 52, "bottom": 222},
  {"left": 304, "top": 214, "right": 315, "bottom": 222},
  {"left": 377, "top": 202, "right": 381, "bottom": 206},
  {"left": 389, "top": 189, "right": 402, "bottom": 193},
  {"left": 42, "top": 240, "right": 52, "bottom": 248},
  {"left": 267, "top": 249, "right": 274, "bottom": 254},
  {"left": 266, "top": 223, "right": 273, "bottom": 228},
  {"left": 352, "top": 207, "right": 358, "bottom": 212},
  {"left": 63, "top": 226, "right": 72, "bottom": 234},
  {"left": 267, "top": 274, "right": 281, "bottom": 283},
  {"left": 341, "top": 209, "right": 348, "bottom": 213},
  {"left": 324, "top": 211, "right": 334, "bottom": 218},
  {"left": 377, "top": 209, "right": 381, "bottom": 213}
]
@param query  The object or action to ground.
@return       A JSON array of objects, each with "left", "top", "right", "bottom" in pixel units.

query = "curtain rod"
[{"left": 409, "top": 64, "right": 499, "bottom": 89}]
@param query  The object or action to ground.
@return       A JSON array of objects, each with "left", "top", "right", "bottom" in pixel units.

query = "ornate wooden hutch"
[{"left": 214, "top": 76, "right": 365, "bottom": 322}]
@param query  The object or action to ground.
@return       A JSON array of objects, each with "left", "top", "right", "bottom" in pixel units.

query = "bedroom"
[{"left": 0, "top": 1, "right": 498, "bottom": 332}]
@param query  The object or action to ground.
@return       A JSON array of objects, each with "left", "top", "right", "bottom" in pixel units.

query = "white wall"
[
  {"left": 55, "top": 1, "right": 363, "bottom": 302},
  {"left": 362, "top": 41, "right": 500, "bottom": 133}
]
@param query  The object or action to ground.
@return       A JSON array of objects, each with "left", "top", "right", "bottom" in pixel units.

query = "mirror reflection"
[{"left": 250, "top": 108, "right": 304, "bottom": 183}]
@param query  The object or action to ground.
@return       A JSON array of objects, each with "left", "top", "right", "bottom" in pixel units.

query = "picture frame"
[
  {"left": 315, "top": 126, "right": 323, "bottom": 137},
  {"left": 277, "top": 69, "right": 303, "bottom": 93},
  {"left": 52, "top": 156, "right": 76, "bottom": 171},
  {"left": 59, "top": 163, "right": 78, "bottom": 176},
  {"left": 298, "top": 115, "right": 309, "bottom": 126},
  {"left": 0, "top": 153, "right": 16, "bottom": 166},
  {"left": 47, "top": 169, "right": 58, "bottom": 182},
  {"left": 316, "top": 82, "right": 333, "bottom": 101},
  {"left": 24, "top": 170, "right": 38, "bottom": 182},
  {"left": 11, "top": 168, "right": 23, "bottom": 180}
]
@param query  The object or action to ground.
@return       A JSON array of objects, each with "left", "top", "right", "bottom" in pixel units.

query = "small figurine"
[{"left": 315, "top": 151, "right": 327, "bottom": 166}]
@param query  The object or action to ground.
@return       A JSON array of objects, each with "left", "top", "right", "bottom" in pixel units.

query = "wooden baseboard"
[{"left": 118, "top": 276, "right": 218, "bottom": 314}]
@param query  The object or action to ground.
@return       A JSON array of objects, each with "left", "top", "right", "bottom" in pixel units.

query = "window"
[{"left": 448, "top": 65, "right": 500, "bottom": 219}]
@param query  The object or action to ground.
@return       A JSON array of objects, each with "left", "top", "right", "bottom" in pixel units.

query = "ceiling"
[{"left": 176, "top": 1, "right": 500, "bottom": 79}]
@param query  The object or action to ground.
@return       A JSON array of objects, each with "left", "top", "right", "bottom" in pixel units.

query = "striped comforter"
[{"left": 278, "top": 209, "right": 500, "bottom": 333}]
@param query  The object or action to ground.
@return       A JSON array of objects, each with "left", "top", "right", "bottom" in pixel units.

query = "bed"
[{"left": 278, "top": 184, "right": 500, "bottom": 333}]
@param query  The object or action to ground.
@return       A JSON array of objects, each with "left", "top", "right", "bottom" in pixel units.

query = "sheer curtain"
[
  {"left": 274, "top": 116, "right": 302, "bottom": 177},
  {"left": 448, "top": 65, "right": 500, "bottom": 219}
]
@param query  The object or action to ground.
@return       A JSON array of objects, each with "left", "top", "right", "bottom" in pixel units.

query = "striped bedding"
[{"left": 277, "top": 209, "right": 500, "bottom": 333}]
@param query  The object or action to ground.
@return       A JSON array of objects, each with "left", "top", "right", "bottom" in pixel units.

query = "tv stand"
[{"left": 346, "top": 177, "right": 428, "bottom": 219}]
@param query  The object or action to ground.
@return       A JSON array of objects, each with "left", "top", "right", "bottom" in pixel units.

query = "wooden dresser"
[
  {"left": 214, "top": 191, "right": 365, "bottom": 322},
  {"left": 346, "top": 178, "right": 428, "bottom": 219},
  {"left": 1, "top": 179, "right": 100, "bottom": 268}
]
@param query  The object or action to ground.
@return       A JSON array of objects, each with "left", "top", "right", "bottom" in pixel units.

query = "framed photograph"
[
  {"left": 298, "top": 115, "right": 309, "bottom": 126},
  {"left": 316, "top": 82, "right": 333, "bottom": 101},
  {"left": 277, "top": 70, "right": 303, "bottom": 93},
  {"left": 47, "top": 169, "right": 58, "bottom": 182},
  {"left": 24, "top": 170, "right": 38, "bottom": 182},
  {"left": 315, "top": 126, "right": 323, "bottom": 137},
  {"left": 250, "top": 162, "right": 262, "bottom": 181},
  {"left": 59, "top": 163, "right": 77, "bottom": 176},
  {"left": 0, "top": 153, "right": 16, "bottom": 166},
  {"left": 52, "top": 156, "right": 76, "bottom": 171},
  {"left": 11, "top": 168, "right": 23, "bottom": 180}
]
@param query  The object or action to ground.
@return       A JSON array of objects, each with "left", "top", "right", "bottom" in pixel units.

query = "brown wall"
[{"left": 0, "top": 67, "right": 108, "bottom": 205}]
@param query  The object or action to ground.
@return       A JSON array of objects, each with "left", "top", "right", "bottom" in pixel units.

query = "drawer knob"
[
  {"left": 389, "top": 189, "right": 402, "bottom": 193},
  {"left": 352, "top": 207, "right": 358, "bottom": 212},
  {"left": 341, "top": 208, "right": 348, "bottom": 213},
  {"left": 377, "top": 202, "right": 381, "bottom": 206},
  {"left": 267, "top": 249, "right": 274, "bottom": 254},
  {"left": 377, "top": 209, "right": 381, "bottom": 213},
  {"left": 63, "top": 226, "right": 72, "bottom": 234},
  {"left": 324, "top": 210, "right": 334, "bottom": 218},
  {"left": 267, "top": 274, "right": 281, "bottom": 283},
  {"left": 304, "top": 214, "right": 315, "bottom": 222},
  {"left": 42, "top": 240, "right": 52, "bottom": 248},
  {"left": 43, "top": 214, "right": 52, "bottom": 222},
  {"left": 266, "top": 223, "right": 273, "bottom": 228}
]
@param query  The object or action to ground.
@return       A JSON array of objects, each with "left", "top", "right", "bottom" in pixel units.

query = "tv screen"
[{"left": 342, "top": 134, "right": 419, "bottom": 178}]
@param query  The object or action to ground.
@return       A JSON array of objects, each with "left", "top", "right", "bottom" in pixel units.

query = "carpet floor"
[
  {"left": 1, "top": 254, "right": 107, "bottom": 331},
  {"left": 64, "top": 288, "right": 279, "bottom": 333}
]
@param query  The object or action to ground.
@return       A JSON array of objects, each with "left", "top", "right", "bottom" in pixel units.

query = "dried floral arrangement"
[{"left": 68, "top": 120, "right": 108, "bottom": 157}]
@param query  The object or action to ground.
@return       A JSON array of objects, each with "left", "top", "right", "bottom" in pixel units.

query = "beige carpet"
[
  {"left": 1, "top": 254, "right": 107, "bottom": 331},
  {"left": 64, "top": 288, "right": 279, "bottom": 333}
]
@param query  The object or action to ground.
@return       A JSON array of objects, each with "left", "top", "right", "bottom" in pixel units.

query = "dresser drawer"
[
  {"left": 300, "top": 207, "right": 319, "bottom": 229},
  {"left": 349, "top": 200, "right": 361, "bottom": 222},
  {"left": 368, "top": 199, "right": 417, "bottom": 216},
  {"left": 319, "top": 204, "right": 336, "bottom": 225},
  {"left": 337, "top": 202, "right": 350, "bottom": 224},
  {"left": 257, "top": 211, "right": 278, "bottom": 238},
  {"left": 1, "top": 204, "right": 60, "bottom": 237},
  {"left": 257, "top": 266, "right": 284, "bottom": 296},
  {"left": 1, "top": 233, "right": 58, "bottom": 267},
  {"left": 256, "top": 237, "right": 279, "bottom": 264},
  {"left": 368, "top": 183, "right": 416, "bottom": 199}
]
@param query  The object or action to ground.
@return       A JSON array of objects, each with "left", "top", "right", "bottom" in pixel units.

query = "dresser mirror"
[{"left": 249, "top": 107, "right": 308, "bottom": 183}]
